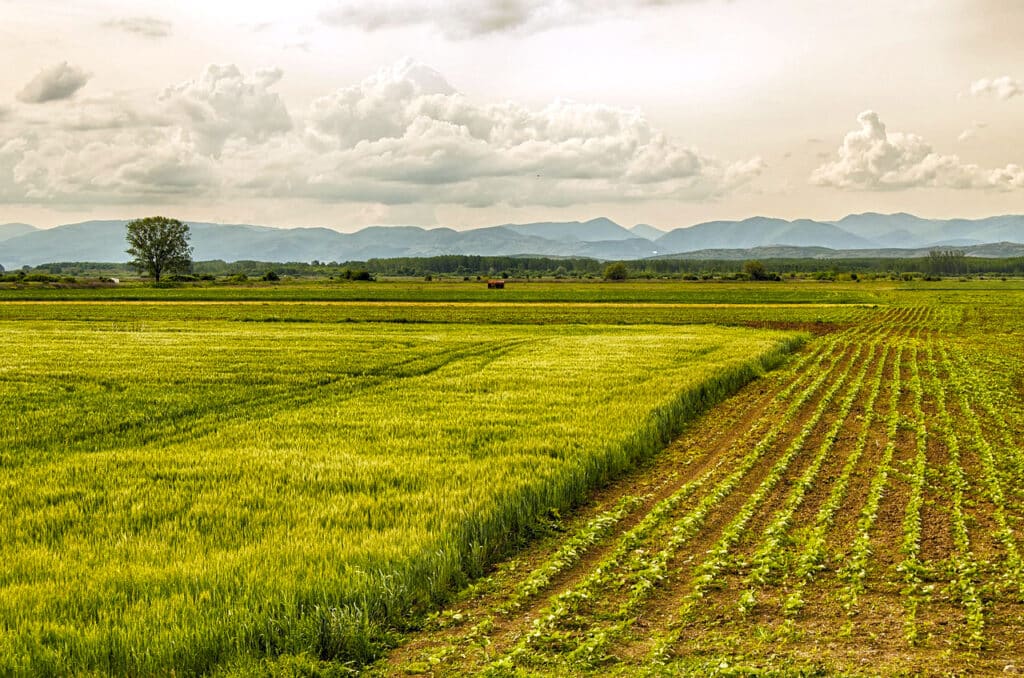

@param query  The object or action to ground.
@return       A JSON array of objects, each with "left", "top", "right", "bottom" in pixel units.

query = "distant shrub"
[
  {"left": 262, "top": 270, "right": 280, "bottom": 282},
  {"left": 743, "top": 260, "right": 768, "bottom": 281},
  {"left": 227, "top": 273, "right": 248, "bottom": 283},
  {"left": 603, "top": 262, "right": 629, "bottom": 281},
  {"left": 166, "top": 274, "right": 198, "bottom": 282}
]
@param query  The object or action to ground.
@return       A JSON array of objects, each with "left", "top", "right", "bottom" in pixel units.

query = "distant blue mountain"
[
  {"left": 655, "top": 217, "right": 876, "bottom": 252},
  {"left": 0, "top": 223, "right": 39, "bottom": 242},
  {"left": 2, "top": 213, "right": 1023, "bottom": 267},
  {"left": 629, "top": 223, "right": 665, "bottom": 240}
]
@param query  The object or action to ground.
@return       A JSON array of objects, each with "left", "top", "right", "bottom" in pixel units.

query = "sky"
[{"left": 0, "top": 0, "right": 1022, "bottom": 232}]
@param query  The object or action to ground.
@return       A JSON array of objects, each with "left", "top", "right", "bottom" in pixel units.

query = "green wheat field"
[{"left": 2, "top": 280, "right": 1023, "bottom": 675}]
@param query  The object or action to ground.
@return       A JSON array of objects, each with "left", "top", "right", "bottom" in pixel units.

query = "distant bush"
[
  {"left": 742, "top": 260, "right": 780, "bottom": 281},
  {"left": 227, "top": 273, "right": 248, "bottom": 283},
  {"left": 166, "top": 274, "right": 198, "bottom": 282},
  {"left": 262, "top": 270, "right": 280, "bottom": 282},
  {"left": 603, "top": 262, "right": 629, "bottom": 281}
]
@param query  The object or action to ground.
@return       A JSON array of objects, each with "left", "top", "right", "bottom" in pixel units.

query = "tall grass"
[{"left": 0, "top": 321, "right": 801, "bottom": 675}]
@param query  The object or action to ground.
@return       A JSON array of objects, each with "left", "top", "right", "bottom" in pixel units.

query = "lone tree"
[
  {"left": 743, "top": 259, "right": 769, "bottom": 281},
  {"left": 603, "top": 262, "right": 629, "bottom": 281},
  {"left": 126, "top": 216, "right": 193, "bottom": 282}
]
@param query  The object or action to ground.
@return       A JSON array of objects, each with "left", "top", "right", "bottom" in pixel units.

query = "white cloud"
[
  {"left": 811, "top": 110, "right": 1022, "bottom": 191},
  {"left": 161, "top": 64, "right": 293, "bottom": 156},
  {"left": 16, "top": 62, "right": 91, "bottom": 103},
  {"left": 290, "top": 59, "right": 762, "bottom": 206},
  {"left": 102, "top": 17, "right": 173, "bottom": 38},
  {"left": 967, "top": 76, "right": 1023, "bottom": 100},
  {"left": 957, "top": 121, "right": 987, "bottom": 143},
  {"left": 0, "top": 59, "right": 759, "bottom": 209},
  {"left": 987, "top": 165, "right": 1024, "bottom": 190},
  {"left": 812, "top": 111, "right": 1024, "bottom": 192},
  {"left": 320, "top": 0, "right": 693, "bottom": 39},
  {"left": 307, "top": 60, "right": 456, "bottom": 148},
  {"left": 10, "top": 128, "right": 217, "bottom": 204}
]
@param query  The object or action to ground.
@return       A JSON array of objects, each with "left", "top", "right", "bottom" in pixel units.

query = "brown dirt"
[{"left": 374, "top": 309, "right": 1024, "bottom": 677}]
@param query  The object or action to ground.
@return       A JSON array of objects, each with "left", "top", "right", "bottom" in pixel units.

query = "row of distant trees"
[{"left": 15, "top": 217, "right": 1021, "bottom": 282}]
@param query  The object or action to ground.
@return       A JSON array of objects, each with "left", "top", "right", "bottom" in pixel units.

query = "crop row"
[
  {"left": 487, "top": 332, "right": 856, "bottom": 670},
  {"left": 924, "top": 342, "right": 986, "bottom": 648},
  {"left": 837, "top": 342, "right": 904, "bottom": 613},
  {"left": 648, "top": 339, "right": 875, "bottom": 661}
]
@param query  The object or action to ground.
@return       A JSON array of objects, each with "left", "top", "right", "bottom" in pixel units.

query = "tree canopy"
[
  {"left": 125, "top": 217, "right": 193, "bottom": 282},
  {"left": 603, "top": 262, "right": 629, "bottom": 281}
]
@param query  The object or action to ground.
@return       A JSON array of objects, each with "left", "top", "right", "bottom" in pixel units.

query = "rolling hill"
[{"left": 2, "top": 214, "right": 1023, "bottom": 268}]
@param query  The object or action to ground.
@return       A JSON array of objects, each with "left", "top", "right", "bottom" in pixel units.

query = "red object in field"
[{"left": 487, "top": 279, "right": 506, "bottom": 289}]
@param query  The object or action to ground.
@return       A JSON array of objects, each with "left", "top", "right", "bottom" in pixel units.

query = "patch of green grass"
[{"left": 0, "top": 319, "right": 800, "bottom": 675}]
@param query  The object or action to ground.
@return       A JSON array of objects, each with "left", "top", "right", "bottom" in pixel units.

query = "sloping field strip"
[
  {"left": 923, "top": 339, "right": 986, "bottom": 649},
  {"left": 897, "top": 342, "right": 931, "bottom": 645},
  {"left": 382, "top": 321, "right": 897, "bottom": 675},
  {"left": 377, "top": 300, "right": 1024, "bottom": 675},
  {"left": 642, "top": 340, "right": 877, "bottom": 664},
  {"left": 585, "top": 341, "right": 879, "bottom": 666},
  {"left": 834, "top": 341, "right": 904, "bottom": 615},
  {"left": 940, "top": 346, "right": 1024, "bottom": 598},
  {"left": 0, "top": 324, "right": 802, "bottom": 676},
  {"left": 478, "top": 335, "right": 861, "bottom": 672},
  {"left": 739, "top": 341, "right": 893, "bottom": 614},
  {"left": 380, "top": 328, "right": 856, "bottom": 672},
  {"left": 499, "top": 325, "right": 853, "bottom": 617},
  {"left": 654, "top": 340, "right": 896, "bottom": 654},
  {"left": 945, "top": 346, "right": 1024, "bottom": 502},
  {"left": 382, "top": 326, "right": 889, "bottom": 675},
  {"left": 776, "top": 339, "right": 898, "bottom": 621}
]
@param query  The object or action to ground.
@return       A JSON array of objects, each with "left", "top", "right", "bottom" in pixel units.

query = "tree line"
[{"left": 9, "top": 214, "right": 1024, "bottom": 281}]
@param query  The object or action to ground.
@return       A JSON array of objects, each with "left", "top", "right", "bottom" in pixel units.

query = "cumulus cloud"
[
  {"left": 812, "top": 110, "right": 1020, "bottom": 191},
  {"left": 957, "top": 121, "right": 988, "bottom": 143},
  {"left": 290, "top": 59, "right": 761, "bottom": 206},
  {"left": 0, "top": 59, "right": 760, "bottom": 208},
  {"left": 987, "top": 165, "right": 1024, "bottom": 190},
  {"left": 320, "top": 0, "right": 690, "bottom": 38},
  {"left": 16, "top": 62, "right": 90, "bottom": 103},
  {"left": 9, "top": 127, "right": 217, "bottom": 204},
  {"left": 966, "top": 76, "right": 1023, "bottom": 100},
  {"left": 103, "top": 16, "right": 173, "bottom": 38},
  {"left": 161, "top": 64, "right": 292, "bottom": 156}
]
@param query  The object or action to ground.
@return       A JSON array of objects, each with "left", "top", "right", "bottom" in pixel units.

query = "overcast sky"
[{"left": 1, "top": 0, "right": 1022, "bottom": 231}]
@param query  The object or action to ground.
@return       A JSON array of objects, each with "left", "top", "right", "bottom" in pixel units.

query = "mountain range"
[{"left": 2, "top": 213, "right": 1024, "bottom": 269}]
